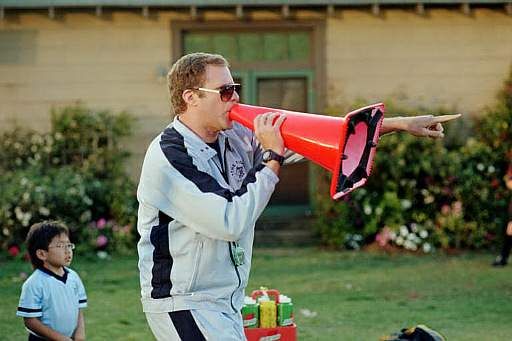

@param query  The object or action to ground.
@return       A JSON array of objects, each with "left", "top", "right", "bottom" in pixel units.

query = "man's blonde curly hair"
[{"left": 168, "top": 52, "right": 229, "bottom": 115}]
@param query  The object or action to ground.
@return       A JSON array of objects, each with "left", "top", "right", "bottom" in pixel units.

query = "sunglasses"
[{"left": 194, "top": 83, "right": 241, "bottom": 102}]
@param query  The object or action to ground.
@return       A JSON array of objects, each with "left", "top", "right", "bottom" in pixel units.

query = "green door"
[{"left": 183, "top": 30, "right": 315, "bottom": 208}]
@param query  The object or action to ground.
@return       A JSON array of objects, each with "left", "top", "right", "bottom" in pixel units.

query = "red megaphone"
[{"left": 228, "top": 103, "right": 385, "bottom": 199}]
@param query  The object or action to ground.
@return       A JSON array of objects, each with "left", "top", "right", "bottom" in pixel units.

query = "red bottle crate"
[{"left": 244, "top": 324, "right": 297, "bottom": 341}]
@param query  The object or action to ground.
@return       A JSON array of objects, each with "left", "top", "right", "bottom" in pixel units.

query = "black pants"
[
  {"left": 499, "top": 201, "right": 512, "bottom": 262},
  {"left": 500, "top": 234, "right": 512, "bottom": 261},
  {"left": 28, "top": 334, "right": 46, "bottom": 341}
]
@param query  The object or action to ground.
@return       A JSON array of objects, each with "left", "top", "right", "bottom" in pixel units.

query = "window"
[{"left": 184, "top": 31, "right": 310, "bottom": 64}]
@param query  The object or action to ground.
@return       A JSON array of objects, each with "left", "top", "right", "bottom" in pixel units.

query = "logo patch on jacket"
[{"left": 230, "top": 160, "right": 246, "bottom": 182}]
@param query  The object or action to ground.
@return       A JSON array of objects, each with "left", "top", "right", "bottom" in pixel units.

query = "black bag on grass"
[{"left": 380, "top": 324, "right": 446, "bottom": 341}]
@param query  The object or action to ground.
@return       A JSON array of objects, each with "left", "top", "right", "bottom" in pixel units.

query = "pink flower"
[
  {"left": 96, "top": 235, "right": 108, "bottom": 248},
  {"left": 8, "top": 245, "right": 20, "bottom": 257},
  {"left": 376, "top": 227, "right": 392, "bottom": 247},
  {"left": 96, "top": 218, "right": 107, "bottom": 229},
  {"left": 441, "top": 205, "right": 451, "bottom": 215},
  {"left": 452, "top": 201, "right": 463, "bottom": 216}
]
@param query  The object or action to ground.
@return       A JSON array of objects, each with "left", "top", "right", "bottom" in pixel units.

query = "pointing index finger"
[{"left": 430, "top": 114, "right": 462, "bottom": 124}]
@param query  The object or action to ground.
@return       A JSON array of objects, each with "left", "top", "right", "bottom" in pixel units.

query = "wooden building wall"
[{"left": 326, "top": 9, "right": 512, "bottom": 113}]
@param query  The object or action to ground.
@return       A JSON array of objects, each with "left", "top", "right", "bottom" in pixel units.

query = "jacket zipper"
[
  {"left": 219, "top": 140, "right": 242, "bottom": 313},
  {"left": 222, "top": 138, "right": 240, "bottom": 312},
  {"left": 218, "top": 139, "right": 229, "bottom": 184}
]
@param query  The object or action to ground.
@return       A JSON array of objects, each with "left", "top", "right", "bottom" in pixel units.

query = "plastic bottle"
[
  {"left": 258, "top": 296, "right": 277, "bottom": 328},
  {"left": 277, "top": 294, "right": 294, "bottom": 326},
  {"left": 241, "top": 296, "right": 259, "bottom": 328}
]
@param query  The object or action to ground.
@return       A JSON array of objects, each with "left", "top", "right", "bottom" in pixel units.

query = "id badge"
[{"left": 231, "top": 242, "right": 245, "bottom": 266}]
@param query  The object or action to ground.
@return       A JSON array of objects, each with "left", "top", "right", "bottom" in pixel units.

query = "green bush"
[
  {"left": 313, "top": 113, "right": 461, "bottom": 251},
  {"left": 314, "top": 69, "right": 512, "bottom": 251},
  {"left": 0, "top": 167, "right": 94, "bottom": 249},
  {"left": 77, "top": 218, "right": 135, "bottom": 257},
  {"left": 49, "top": 105, "right": 132, "bottom": 176},
  {"left": 0, "top": 104, "right": 138, "bottom": 256}
]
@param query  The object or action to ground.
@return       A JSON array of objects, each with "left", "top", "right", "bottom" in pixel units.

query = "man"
[{"left": 137, "top": 52, "right": 458, "bottom": 340}]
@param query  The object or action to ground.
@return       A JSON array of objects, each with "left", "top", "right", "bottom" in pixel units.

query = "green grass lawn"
[{"left": 1, "top": 248, "right": 511, "bottom": 340}]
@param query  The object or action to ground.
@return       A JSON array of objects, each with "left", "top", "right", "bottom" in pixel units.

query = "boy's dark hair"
[{"left": 26, "top": 221, "right": 69, "bottom": 269}]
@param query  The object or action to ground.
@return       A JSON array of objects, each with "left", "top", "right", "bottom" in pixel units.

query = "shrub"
[
  {"left": 77, "top": 218, "right": 135, "bottom": 257},
  {"left": 313, "top": 109, "right": 460, "bottom": 251},
  {"left": 0, "top": 166, "right": 93, "bottom": 242},
  {"left": 0, "top": 104, "right": 137, "bottom": 256},
  {"left": 314, "top": 67, "right": 512, "bottom": 251}
]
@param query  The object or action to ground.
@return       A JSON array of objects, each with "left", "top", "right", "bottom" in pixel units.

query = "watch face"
[{"left": 262, "top": 150, "right": 271, "bottom": 162}]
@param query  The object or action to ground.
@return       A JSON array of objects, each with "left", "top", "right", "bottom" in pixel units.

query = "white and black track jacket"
[{"left": 137, "top": 116, "right": 299, "bottom": 314}]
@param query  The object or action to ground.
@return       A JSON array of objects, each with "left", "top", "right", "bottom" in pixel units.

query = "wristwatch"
[{"left": 262, "top": 149, "right": 285, "bottom": 165}]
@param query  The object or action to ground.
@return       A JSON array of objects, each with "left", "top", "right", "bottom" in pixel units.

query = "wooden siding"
[
  {"left": 0, "top": 0, "right": 510, "bottom": 7},
  {"left": 326, "top": 9, "right": 512, "bottom": 114}
]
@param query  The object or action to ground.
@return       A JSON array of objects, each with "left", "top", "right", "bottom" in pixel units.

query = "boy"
[{"left": 17, "top": 221, "right": 87, "bottom": 341}]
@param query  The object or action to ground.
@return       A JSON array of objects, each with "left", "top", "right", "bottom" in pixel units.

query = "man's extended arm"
[{"left": 380, "top": 114, "right": 461, "bottom": 138}]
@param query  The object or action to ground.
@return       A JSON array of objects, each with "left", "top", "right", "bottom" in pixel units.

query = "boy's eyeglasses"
[
  {"left": 194, "top": 83, "right": 240, "bottom": 102},
  {"left": 49, "top": 243, "right": 75, "bottom": 250}
]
